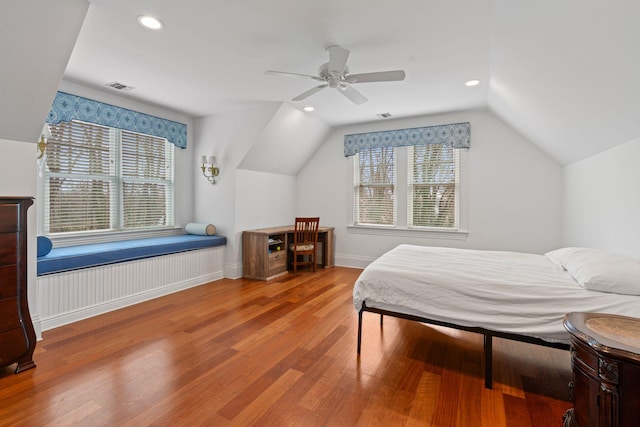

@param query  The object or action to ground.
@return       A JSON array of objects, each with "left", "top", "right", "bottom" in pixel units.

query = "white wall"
[
  {"left": 239, "top": 103, "right": 331, "bottom": 176},
  {"left": 0, "top": 0, "right": 88, "bottom": 144},
  {"left": 193, "top": 102, "right": 289, "bottom": 277},
  {"left": 0, "top": 138, "right": 39, "bottom": 336},
  {"left": 564, "top": 136, "right": 640, "bottom": 260},
  {"left": 296, "top": 108, "right": 564, "bottom": 267},
  {"left": 236, "top": 170, "right": 296, "bottom": 231}
]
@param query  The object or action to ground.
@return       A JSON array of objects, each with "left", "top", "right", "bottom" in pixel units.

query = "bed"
[{"left": 353, "top": 244, "right": 640, "bottom": 388}]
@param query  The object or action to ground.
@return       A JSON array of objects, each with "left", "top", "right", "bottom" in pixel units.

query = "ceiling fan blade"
[
  {"left": 292, "top": 84, "right": 328, "bottom": 101},
  {"left": 338, "top": 84, "right": 367, "bottom": 105},
  {"left": 328, "top": 45, "right": 350, "bottom": 74},
  {"left": 265, "top": 70, "right": 325, "bottom": 82},
  {"left": 346, "top": 70, "right": 406, "bottom": 84}
]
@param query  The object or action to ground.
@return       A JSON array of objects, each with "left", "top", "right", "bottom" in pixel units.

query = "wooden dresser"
[
  {"left": 0, "top": 197, "right": 36, "bottom": 373},
  {"left": 563, "top": 312, "right": 640, "bottom": 427}
]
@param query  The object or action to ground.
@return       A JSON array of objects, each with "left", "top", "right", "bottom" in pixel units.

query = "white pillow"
[
  {"left": 545, "top": 247, "right": 640, "bottom": 295},
  {"left": 544, "top": 247, "right": 580, "bottom": 269}
]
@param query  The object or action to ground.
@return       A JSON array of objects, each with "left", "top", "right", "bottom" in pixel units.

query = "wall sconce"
[
  {"left": 201, "top": 155, "right": 220, "bottom": 184},
  {"left": 37, "top": 124, "right": 52, "bottom": 175}
]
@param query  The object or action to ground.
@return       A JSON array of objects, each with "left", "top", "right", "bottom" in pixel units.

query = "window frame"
[
  {"left": 38, "top": 120, "right": 177, "bottom": 246},
  {"left": 353, "top": 146, "right": 397, "bottom": 227},
  {"left": 348, "top": 145, "right": 468, "bottom": 240},
  {"left": 407, "top": 144, "right": 459, "bottom": 230}
]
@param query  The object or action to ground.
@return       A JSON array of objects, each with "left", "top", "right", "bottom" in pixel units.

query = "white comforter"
[{"left": 353, "top": 245, "right": 640, "bottom": 344}]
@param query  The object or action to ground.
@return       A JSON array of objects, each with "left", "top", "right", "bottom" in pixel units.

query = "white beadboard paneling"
[{"left": 37, "top": 247, "right": 224, "bottom": 331}]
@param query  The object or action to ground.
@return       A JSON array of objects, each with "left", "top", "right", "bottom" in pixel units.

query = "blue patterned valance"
[
  {"left": 344, "top": 122, "right": 470, "bottom": 157},
  {"left": 46, "top": 91, "right": 187, "bottom": 149}
]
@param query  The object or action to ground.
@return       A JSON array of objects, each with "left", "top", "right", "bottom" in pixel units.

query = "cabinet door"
[
  {"left": 268, "top": 251, "right": 287, "bottom": 276},
  {"left": 573, "top": 363, "right": 600, "bottom": 427},
  {"left": 243, "top": 232, "right": 268, "bottom": 279}
]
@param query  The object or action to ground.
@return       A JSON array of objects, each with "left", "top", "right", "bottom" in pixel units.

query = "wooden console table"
[
  {"left": 242, "top": 225, "right": 334, "bottom": 280},
  {"left": 563, "top": 312, "right": 640, "bottom": 427}
]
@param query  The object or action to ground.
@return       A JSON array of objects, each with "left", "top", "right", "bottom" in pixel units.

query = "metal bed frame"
[{"left": 357, "top": 301, "right": 570, "bottom": 389}]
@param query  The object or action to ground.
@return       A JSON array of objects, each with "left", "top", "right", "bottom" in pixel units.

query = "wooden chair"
[{"left": 289, "top": 217, "right": 320, "bottom": 272}]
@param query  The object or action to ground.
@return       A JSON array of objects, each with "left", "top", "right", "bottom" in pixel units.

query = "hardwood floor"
[{"left": 0, "top": 267, "right": 572, "bottom": 426}]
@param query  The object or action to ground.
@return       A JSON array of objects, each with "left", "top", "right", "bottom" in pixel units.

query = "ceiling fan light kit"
[{"left": 265, "top": 45, "right": 406, "bottom": 105}]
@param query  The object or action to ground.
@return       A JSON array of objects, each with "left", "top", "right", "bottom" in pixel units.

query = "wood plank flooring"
[{"left": 0, "top": 267, "right": 572, "bottom": 426}]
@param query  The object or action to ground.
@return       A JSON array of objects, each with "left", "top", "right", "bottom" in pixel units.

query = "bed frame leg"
[
  {"left": 484, "top": 334, "right": 493, "bottom": 389},
  {"left": 357, "top": 308, "right": 363, "bottom": 354},
  {"left": 380, "top": 314, "right": 383, "bottom": 326}
]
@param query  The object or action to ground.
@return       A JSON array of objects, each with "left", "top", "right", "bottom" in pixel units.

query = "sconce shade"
[
  {"left": 200, "top": 154, "right": 220, "bottom": 184},
  {"left": 41, "top": 124, "right": 52, "bottom": 140}
]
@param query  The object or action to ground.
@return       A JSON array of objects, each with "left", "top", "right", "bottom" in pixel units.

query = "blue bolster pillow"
[
  {"left": 37, "top": 236, "right": 53, "bottom": 257},
  {"left": 185, "top": 223, "right": 216, "bottom": 236}
]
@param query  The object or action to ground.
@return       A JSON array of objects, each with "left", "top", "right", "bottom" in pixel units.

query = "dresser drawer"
[
  {"left": 0, "top": 328, "right": 27, "bottom": 366},
  {"left": 0, "top": 265, "right": 17, "bottom": 299},
  {"left": 0, "top": 204, "right": 18, "bottom": 233},
  {"left": 572, "top": 340, "right": 598, "bottom": 376},
  {"left": 0, "top": 297, "right": 21, "bottom": 332},
  {"left": 0, "top": 233, "right": 17, "bottom": 265},
  {"left": 269, "top": 251, "right": 287, "bottom": 275}
]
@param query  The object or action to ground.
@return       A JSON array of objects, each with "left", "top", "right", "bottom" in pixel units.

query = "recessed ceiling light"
[
  {"left": 465, "top": 79, "right": 480, "bottom": 87},
  {"left": 303, "top": 106, "right": 314, "bottom": 112},
  {"left": 137, "top": 15, "right": 163, "bottom": 30}
]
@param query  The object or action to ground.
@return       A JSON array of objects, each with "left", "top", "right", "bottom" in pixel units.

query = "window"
[
  {"left": 408, "top": 144, "right": 458, "bottom": 228},
  {"left": 354, "top": 146, "right": 396, "bottom": 226},
  {"left": 353, "top": 144, "right": 462, "bottom": 232},
  {"left": 44, "top": 120, "right": 174, "bottom": 235}
]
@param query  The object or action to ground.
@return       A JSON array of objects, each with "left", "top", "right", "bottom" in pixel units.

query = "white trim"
[
  {"left": 224, "top": 261, "right": 243, "bottom": 279},
  {"left": 335, "top": 252, "right": 377, "bottom": 269},
  {"left": 50, "top": 226, "right": 184, "bottom": 247},
  {"left": 31, "top": 314, "right": 42, "bottom": 341},
  {"left": 346, "top": 225, "right": 468, "bottom": 240},
  {"left": 349, "top": 146, "right": 469, "bottom": 233}
]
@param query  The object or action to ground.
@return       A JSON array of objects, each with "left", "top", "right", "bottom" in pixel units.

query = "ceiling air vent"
[
  {"left": 105, "top": 82, "right": 135, "bottom": 91},
  {"left": 377, "top": 112, "right": 392, "bottom": 118}
]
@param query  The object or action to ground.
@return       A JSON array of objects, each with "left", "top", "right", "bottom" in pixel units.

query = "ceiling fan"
[{"left": 265, "top": 45, "right": 406, "bottom": 105}]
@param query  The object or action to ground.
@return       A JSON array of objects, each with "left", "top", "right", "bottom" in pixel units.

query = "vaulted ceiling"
[{"left": 4, "top": 0, "right": 640, "bottom": 166}]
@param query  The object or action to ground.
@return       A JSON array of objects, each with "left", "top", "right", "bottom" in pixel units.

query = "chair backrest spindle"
[{"left": 294, "top": 217, "right": 319, "bottom": 245}]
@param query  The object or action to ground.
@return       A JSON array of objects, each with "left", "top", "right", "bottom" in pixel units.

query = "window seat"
[{"left": 37, "top": 234, "right": 226, "bottom": 276}]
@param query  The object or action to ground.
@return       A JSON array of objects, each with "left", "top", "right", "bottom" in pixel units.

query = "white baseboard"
[
  {"left": 224, "top": 261, "right": 243, "bottom": 279},
  {"left": 335, "top": 253, "right": 377, "bottom": 269}
]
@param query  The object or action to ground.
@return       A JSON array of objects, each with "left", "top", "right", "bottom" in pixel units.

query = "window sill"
[{"left": 347, "top": 225, "right": 468, "bottom": 240}]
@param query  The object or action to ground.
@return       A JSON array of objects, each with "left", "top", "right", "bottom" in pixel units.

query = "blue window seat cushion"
[{"left": 37, "top": 234, "right": 226, "bottom": 276}]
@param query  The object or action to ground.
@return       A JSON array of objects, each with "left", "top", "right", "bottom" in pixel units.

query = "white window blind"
[
  {"left": 354, "top": 146, "right": 396, "bottom": 226},
  {"left": 121, "top": 130, "right": 174, "bottom": 229},
  {"left": 408, "top": 144, "right": 458, "bottom": 228},
  {"left": 45, "top": 120, "right": 174, "bottom": 235}
]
